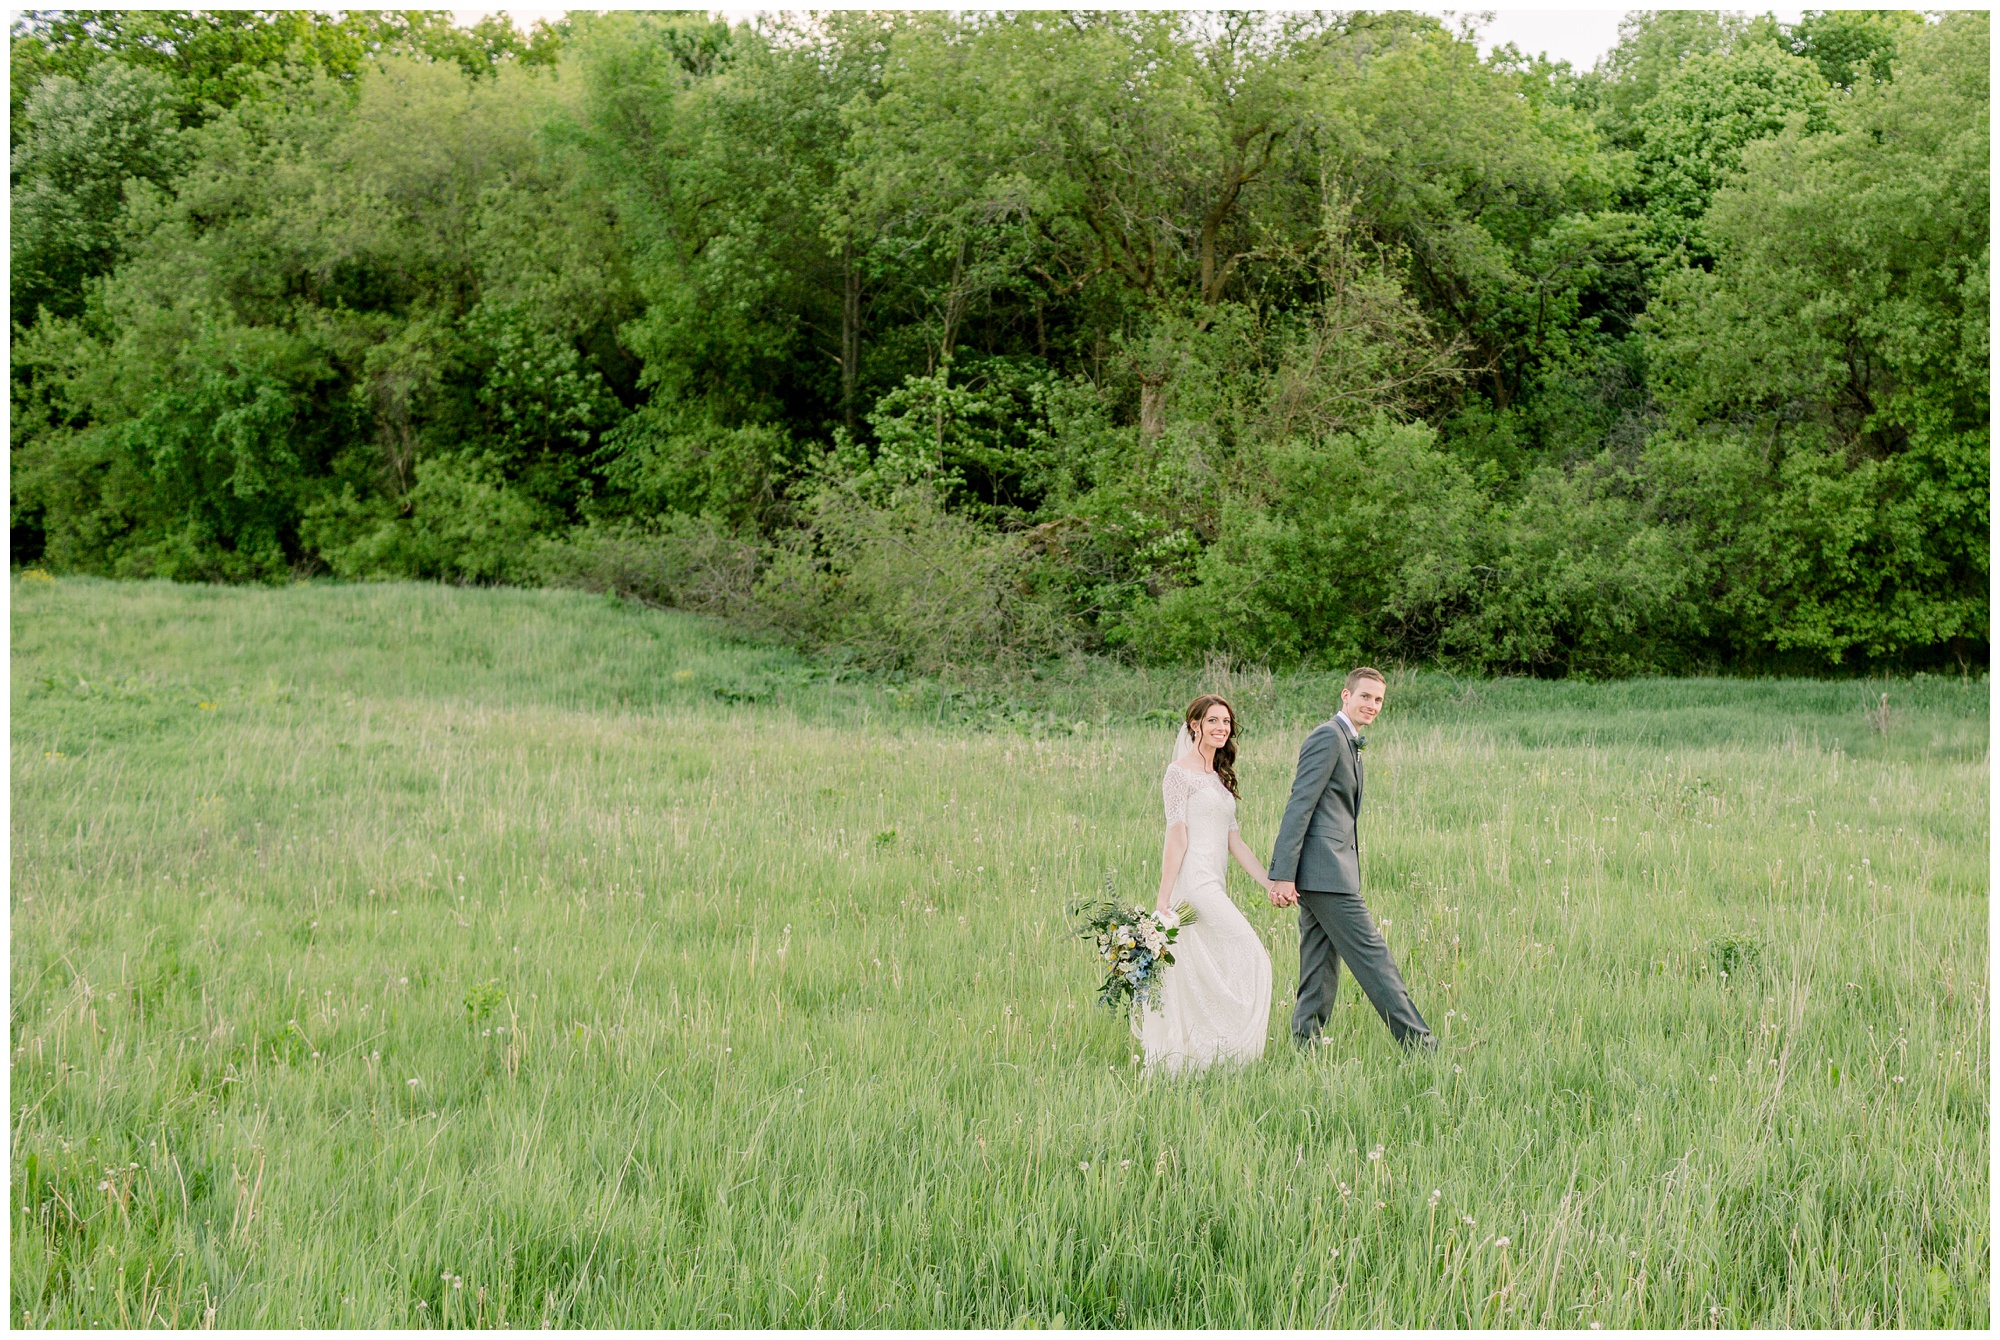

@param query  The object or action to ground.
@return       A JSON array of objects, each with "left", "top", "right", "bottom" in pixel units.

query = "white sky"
[{"left": 438, "top": 7, "right": 1823, "bottom": 75}]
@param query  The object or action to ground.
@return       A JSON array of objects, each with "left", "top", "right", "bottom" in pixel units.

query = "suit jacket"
[{"left": 1268, "top": 717, "right": 1364, "bottom": 893}]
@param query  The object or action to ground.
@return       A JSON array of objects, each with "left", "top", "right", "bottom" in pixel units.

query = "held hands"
[{"left": 1268, "top": 879, "right": 1299, "bottom": 908}]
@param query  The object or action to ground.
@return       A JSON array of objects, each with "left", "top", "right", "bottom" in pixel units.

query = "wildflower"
[
  {"left": 1120, "top": 1160, "right": 1132, "bottom": 1169},
  {"left": 1429, "top": 1189, "right": 1442, "bottom": 1208},
  {"left": 1461, "top": 1215, "right": 1476, "bottom": 1227},
  {"left": 1078, "top": 1161, "right": 1089, "bottom": 1171},
  {"left": 1368, "top": 1144, "right": 1384, "bottom": 1162},
  {"left": 407, "top": 1078, "right": 422, "bottom": 1087},
  {"left": 1494, "top": 1237, "right": 1511, "bottom": 1250},
  {"left": 1892, "top": 1075, "right": 1905, "bottom": 1085}
]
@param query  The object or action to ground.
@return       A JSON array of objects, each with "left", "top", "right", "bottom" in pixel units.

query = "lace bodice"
[{"left": 1162, "top": 762, "right": 1239, "bottom": 832}]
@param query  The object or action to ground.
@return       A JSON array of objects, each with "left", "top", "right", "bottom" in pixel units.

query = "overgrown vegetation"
[{"left": 10, "top": 9, "right": 1988, "bottom": 676}]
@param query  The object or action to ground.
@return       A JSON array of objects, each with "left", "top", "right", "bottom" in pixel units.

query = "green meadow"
[{"left": 10, "top": 576, "right": 1989, "bottom": 1327}]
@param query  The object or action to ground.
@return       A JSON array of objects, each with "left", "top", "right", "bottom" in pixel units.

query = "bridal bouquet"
[{"left": 1072, "top": 897, "right": 1198, "bottom": 1014}]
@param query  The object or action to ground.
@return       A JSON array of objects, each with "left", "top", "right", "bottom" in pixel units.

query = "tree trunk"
[
  {"left": 1139, "top": 375, "right": 1168, "bottom": 445},
  {"left": 938, "top": 238, "right": 968, "bottom": 368},
  {"left": 841, "top": 244, "right": 862, "bottom": 434}
]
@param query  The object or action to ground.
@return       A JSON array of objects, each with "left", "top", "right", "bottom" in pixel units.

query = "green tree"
[
  {"left": 1788, "top": 9, "right": 1924, "bottom": 89},
  {"left": 9, "top": 59, "right": 184, "bottom": 325},
  {"left": 1632, "top": 43, "right": 1831, "bottom": 257},
  {"left": 1583, "top": 10, "right": 1778, "bottom": 149},
  {"left": 12, "top": 49, "right": 633, "bottom": 579},
  {"left": 1645, "top": 11, "right": 1988, "bottom": 666}
]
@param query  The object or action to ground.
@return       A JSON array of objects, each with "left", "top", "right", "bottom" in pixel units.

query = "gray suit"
[{"left": 1270, "top": 716, "right": 1433, "bottom": 1050}]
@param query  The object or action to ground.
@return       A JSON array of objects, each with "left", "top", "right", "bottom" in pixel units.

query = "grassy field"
[{"left": 10, "top": 575, "right": 1989, "bottom": 1327}]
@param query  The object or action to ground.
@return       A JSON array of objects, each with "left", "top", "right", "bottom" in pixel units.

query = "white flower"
[
  {"left": 1494, "top": 1236, "right": 1511, "bottom": 1250},
  {"left": 1159, "top": 911, "right": 1180, "bottom": 931}
]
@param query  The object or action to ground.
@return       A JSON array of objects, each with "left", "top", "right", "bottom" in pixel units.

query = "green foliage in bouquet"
[{"left": 1071, "top": 885, "right": 1199, "bottom": 1014}]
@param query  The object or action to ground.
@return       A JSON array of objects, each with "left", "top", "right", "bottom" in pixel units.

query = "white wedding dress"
[{"left": 1135, "top": 757, "right": 1273, "bottom": 1076}]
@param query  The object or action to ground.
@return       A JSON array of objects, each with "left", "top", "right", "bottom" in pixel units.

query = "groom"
[{"left": 1268, "top": 667, "right": 1435, "bottom": 1052}]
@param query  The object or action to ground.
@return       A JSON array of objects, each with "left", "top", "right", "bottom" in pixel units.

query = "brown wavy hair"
[{"left": 1183, "top": 694, "right": 1240, "bottom": 797}]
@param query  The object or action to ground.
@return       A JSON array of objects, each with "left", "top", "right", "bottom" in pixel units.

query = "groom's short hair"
[{"left": 1344, "top": 666, "right": 1386, "bottom": 693}]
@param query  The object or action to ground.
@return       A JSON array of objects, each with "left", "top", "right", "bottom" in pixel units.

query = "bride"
[{"left": 1137, "top": 694, "right": 1275, "bottom": 1075}]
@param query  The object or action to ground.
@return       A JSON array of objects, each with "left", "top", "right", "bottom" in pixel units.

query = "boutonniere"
[{"left": 1353, "top": 734, "right": 1368, "bottom": 751}]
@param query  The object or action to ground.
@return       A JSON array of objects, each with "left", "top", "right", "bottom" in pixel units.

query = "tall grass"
[{"left": 10, "top": 577, "right": 1988, "bottom": 1327}]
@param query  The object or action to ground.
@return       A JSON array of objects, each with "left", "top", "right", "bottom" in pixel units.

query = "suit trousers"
[{"left": 1291, "top": 890, "right": 1433, "bottom": 1049}]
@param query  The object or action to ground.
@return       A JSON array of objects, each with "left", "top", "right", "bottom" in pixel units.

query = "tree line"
[{"left": 10, "top": 9, "right": 1988, "bottom": 676}]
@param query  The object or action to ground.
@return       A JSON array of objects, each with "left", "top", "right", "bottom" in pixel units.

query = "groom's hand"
[{"left": 1270, "top": 880, "right": 1298, "bottom": 907}]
